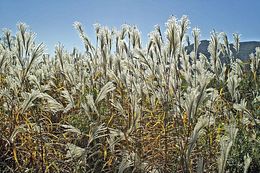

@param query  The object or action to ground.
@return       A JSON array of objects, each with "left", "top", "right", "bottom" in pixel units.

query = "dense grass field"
[{"left": 0, "top": 16, "right": 259, "bottom": 173}]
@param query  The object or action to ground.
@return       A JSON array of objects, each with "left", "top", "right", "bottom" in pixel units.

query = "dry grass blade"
[
  {"left": 20, "top": 90, "right": 41, "bottom": 114},
  {"left": 186, "top": 116, "right": 209, "bottom": 160},
  {"left": 41, "top": 93, "right": 64, "bottom": 112},
  {"left": 95, "top": 82, "right": 115, "bottom": 104}
]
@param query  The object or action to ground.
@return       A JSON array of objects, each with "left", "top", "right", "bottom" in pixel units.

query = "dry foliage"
[{"left": 0, "top": 17, "right": 259, "bottom": 173}]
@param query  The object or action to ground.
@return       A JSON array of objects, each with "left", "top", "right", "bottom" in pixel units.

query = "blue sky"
[{"left": 1, "top": 0, "right": 260, "bottom": 53}]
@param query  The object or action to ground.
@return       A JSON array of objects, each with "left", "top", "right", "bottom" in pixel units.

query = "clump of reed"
[{"left": 0, "top": 16, "right": 259, "bottom": 173}]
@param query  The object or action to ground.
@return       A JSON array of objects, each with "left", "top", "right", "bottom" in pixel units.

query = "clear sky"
[{"left": 1, "top": 0, "right": 260, "bottom": 53}]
